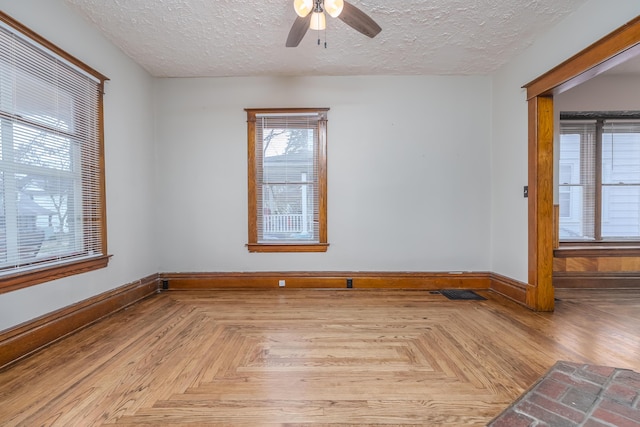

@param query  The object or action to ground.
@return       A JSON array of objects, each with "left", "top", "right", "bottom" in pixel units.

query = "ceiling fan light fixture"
[
  {"left": 309, "top": 11, "right": 326, "bottom": 31},
  {"left": 286, "top": 0, "right": 381, "bottom": 47},
  {"left": 293, "top": 0, "right": 313, "bottom": 17},
  {"left": 324, "top": 0, "right": 344, "bottom": 18}
]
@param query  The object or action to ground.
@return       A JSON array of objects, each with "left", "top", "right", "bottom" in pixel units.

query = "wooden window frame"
[
  {"left": 0, "top": 12, "right": 109, "bottom": 295},
  {"left": 245, "top": 108, "right": 329, "bottom": 253}
]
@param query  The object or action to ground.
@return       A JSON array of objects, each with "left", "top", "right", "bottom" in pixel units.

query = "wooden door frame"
[{"left": 523, "top": 16, "right": 640, "bottom": 311}]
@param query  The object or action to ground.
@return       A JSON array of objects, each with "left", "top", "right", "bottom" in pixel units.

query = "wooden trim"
[
  {"left": 246, "top": 243, "right": 329, "bottom": 253},
  {"left": 159, "top": 271, "right": 492, "bottom": 290},
  {"left": 244, "top": 108, "right": 330, "bottom": 115},
  {"left": 0, "top": 255, "right": 111, "bottom": 295},
  {"left": 489, "top": 273, "right": 529, "bottom": 306},
  {"left": 554, "top": 271, "right": 640, "bottom": 289},
  {"left": 527, "top": 96, "right": 555, "bottom": 311},
  {"left": 524, "top": 15, "right": 640, "bottom": 99},
  {"left": 0, "top": 274, "right": 159, "bottom": 370},
  {"left": 554, "top": 246, "right": 640, "bottom": 257},
  {"left": 0, "top": 11, "right": 109, "bottom": 83},
  {"left": 318, "top": 114, "right": 328, "bottom": 244},
  {"left": 247, "top": 114, "right": 257, "bottom": 245},
  {"left": 524, "top": 15, "right": 640, "bottom": 312}
]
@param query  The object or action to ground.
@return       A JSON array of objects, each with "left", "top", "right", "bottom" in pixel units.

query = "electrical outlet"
[
  {"left": 346, "top": 278, "right": 353, "bottom": 288},
  {"left": 278, "top": 280, "right": 285, "bottom": 287}
]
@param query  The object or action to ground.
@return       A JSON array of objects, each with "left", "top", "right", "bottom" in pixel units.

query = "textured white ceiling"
[{"left": 63, "top": 0, "right": 590, "bottom": 78}]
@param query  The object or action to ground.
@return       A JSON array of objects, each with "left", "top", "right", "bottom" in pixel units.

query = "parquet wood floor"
[{"left": 1, "top": 288, "right": 639, "bottom": 426}]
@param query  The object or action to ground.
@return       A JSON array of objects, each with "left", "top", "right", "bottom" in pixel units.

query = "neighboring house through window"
[
  {"left": 246, "top": 108, "right": 328, "bottom": 252},
  {"left": 558, "top": 112, "right": 640, "bottom": 242},
  {"left": 0, "top": 12, "right": 108, "bottom": 292}
]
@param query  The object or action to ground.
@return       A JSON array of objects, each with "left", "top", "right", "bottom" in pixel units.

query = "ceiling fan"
[{"left": 286, "top": 0, "right": 382, "bottom": 47}]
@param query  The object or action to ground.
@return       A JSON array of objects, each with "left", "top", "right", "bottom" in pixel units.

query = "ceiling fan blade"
[
  {"left": 339, "top": 1, "right": 382, "bottom": 38},
  {"left": 286, "top": 14, "right": 312, "bottom": 47}
]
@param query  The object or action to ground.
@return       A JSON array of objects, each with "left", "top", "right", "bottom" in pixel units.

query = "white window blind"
[
  {"left": 601, "top": 121, "right": 640, "bottom": 239},
  {"left": 559, "top": 117, "right": 640, "bottom": 241},
  {"left": 0, "top": 15, "right": 106, "bottom": 276},
  {"left": 254, "top": 112, "right": 324, "bottom": 243},
  {"left": 559, "top": 121, "right": 596, "bottom": 240}
]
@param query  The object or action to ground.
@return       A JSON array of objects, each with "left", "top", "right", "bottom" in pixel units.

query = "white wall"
[
  {"left": 490, "top": 1, "right": 640, "bottom": 282},
  {"left": 2, "top": 0, "right": 638, "bottom": 332},
  {"left": 0, "top": 0, "right": 157, "bottom": 331},
  {"left": 154, "top": 76, "right": 492, "bottom": 273},
  {"left": 557, "top": 74, "right": 640, "bottom": 111}
]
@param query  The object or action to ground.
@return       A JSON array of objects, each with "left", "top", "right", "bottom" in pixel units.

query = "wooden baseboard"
[
  {"left": 490, "top": 273, "right": 529, "bottom": 306},
  {"left": 159, "top": 271, "right": 493, "bottom": 290},
  {"left": 0, "top": 270, "right": 533, "bottom": 370},
  {"left": 0, "top": 274, "right": 159, "bottom": 370},
  {"left": 553, "top": 272, "right": 640, "bottom": 288}
]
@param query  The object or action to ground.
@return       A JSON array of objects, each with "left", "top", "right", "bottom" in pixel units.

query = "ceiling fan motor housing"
[{"left": 294, "top": 0, "right": 344, "bottom": 18}]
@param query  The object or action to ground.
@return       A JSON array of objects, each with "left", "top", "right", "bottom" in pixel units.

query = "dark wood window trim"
[
  {"left": 246, "top": 108, "right": 328, "bottom": 253},
  {"left": 0, "top": 12, "right": 109, "bottom": 293},
  {"left": 555, "top": 243, "right": 640, "bottom": 258},
  {"left": 0, "top": 256, "right": 111, "bottom": 295},
  {"left": 246, "top": 243, "right": 330, "bottom": 253}
]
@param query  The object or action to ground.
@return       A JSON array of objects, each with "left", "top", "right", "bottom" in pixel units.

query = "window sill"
[
  {"left": 0, "top": 255, "right": 111, "bottom": 294},
  {"left": 555, "top": 245, "right": 640, "bottom": 257},
  {"left": 247, "top": 243, "right": 329, "bottom": 253}
]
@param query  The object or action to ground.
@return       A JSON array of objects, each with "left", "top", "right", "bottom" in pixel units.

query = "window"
[
  {"left": 0, "top": 12, "right": 108, "bottom": 292},
  {"left": 558, "top": 112, "right": 640, "bottom": 242},
  {"left": 558, "top": 164, "right": 572, "bottom": 219},
  {"left": 246, "top": 108, "right": 328, "bottom": 252}
]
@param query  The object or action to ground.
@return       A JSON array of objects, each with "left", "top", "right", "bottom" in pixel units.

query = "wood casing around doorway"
[{"left": 524, "top": 15, "right": 640, "bottom": 311}]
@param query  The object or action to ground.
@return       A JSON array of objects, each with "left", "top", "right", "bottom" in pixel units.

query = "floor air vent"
[{"left": 440, "top": 289, "right": 486, "bottom": 300}]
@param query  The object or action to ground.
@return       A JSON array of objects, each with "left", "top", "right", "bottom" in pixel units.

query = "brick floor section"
[{"left": 488, "top": 361, "right": 640, "bottom": 427}]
